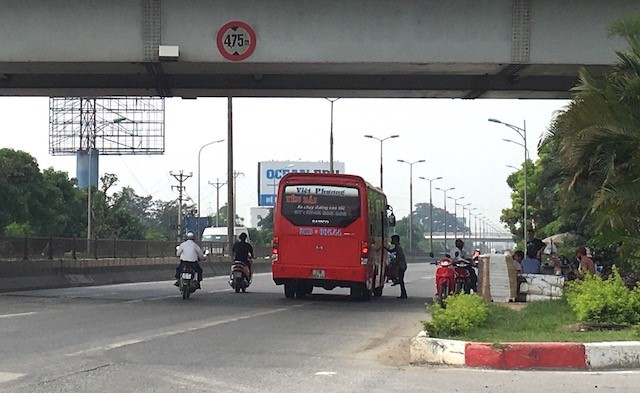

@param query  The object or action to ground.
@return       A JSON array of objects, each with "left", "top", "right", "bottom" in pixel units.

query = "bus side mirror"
[{"left": 388, "top": 213, "right": 396, "bottom": 227}]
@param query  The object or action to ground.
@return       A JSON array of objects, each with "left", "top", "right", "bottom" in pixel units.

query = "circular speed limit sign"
[{"left": 216, "top": 21, "right": 256, "bottom": 61}]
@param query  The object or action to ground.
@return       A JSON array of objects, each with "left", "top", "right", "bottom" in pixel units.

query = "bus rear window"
[{"left": 281, "top": 185, "right": 360, "bottom": 227}]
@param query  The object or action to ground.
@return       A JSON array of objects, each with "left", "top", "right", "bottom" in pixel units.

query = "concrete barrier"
[
  {"left": 0, "top": 255, "right": 433, "bottom": 292},
  {"left": 0, "top": 257, "right": 272, "bottom": 292}
]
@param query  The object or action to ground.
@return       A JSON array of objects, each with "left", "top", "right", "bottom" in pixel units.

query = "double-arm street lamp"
[
  {"left": 364, "top": 134, "right": 399, "bottom": 190},
  {"left": 436, "top": 186, "right": 455, "bottom": 251},
  {"left": 398, "top": 159, "right": 426, "bottom": 252},
  {"left": 419, "top": 176, "right": 442, "bottom": 253},
  {"left": 447, "top": 196, "right": 465, "bottom": 241},
  {"left": 489, "top": 118, "right": 528, "bottom": 244},
  {"left": 197, "top": 139, "right": 225, "bottom": 239}
]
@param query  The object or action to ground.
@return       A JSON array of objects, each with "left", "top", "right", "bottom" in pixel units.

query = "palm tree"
[{"left": 541, "top": 14, "right": 640, "bottom": 269}]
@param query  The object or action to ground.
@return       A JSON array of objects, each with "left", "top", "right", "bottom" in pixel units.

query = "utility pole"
[
  {"left": 170, "top": 170, "right": 192, "bottom": 241},
  {"left": 231, "top": 170, "right": 244, "bottom": 223},
  {"left": 208, "top": 178, "right": 227, "bottom": 227}
]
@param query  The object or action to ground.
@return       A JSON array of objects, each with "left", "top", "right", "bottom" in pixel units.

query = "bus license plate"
[{"left": 311, "top": 269, "right": 325, "bottom": 279}]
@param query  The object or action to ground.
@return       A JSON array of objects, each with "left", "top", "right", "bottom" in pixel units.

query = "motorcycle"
[
  {"left": 435, "top": 257, "right": 455, "bottom": 307},
  {"left": 229, "top": 260, "right": 252, "bottom": 293},
  {"left": 178, "top": 262, "right": 200, "bottom": 299},
  {"left": 453, "top": 261, "right": 471, "bottom": 294}
]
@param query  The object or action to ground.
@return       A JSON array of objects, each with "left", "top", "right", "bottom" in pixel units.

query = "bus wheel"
[
  {"left": 295, "top": 285, "right": 307, "bottom": 299},
  {"left": 360, "top": 288, "right": 372, "bottom": 301},
  {"left": 372, "top": 286, "right": 383, "bottom": 297},
  {"left": 284, "top": 284, "right": 295, "bottom": 299}
]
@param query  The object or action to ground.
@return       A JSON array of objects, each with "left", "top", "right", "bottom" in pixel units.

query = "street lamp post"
[
  {"left": 325, "top": 98, "right": 340, "bottom": 173},
  {"left": 447, "top": 196, "right": 465, "bottom": 241},
  {"left": 466, "top": 207, "right": 477, "bottom": 245},
  {"left": 86, "top": 116, "right": 127, "bottom": 251},
  {"left": 197, "top": 139, "right": 224, "bottom": 240},
  {"left": 419, "top": 176, "right": 442, "bottom": 253},
  {"left": 436, "top": 187, "right": 455, "bottom": 251},
  {"left": 489, "top": 118, "right": 528, "bottom": 244},
  {"left": 364, "top": 134, "right": 399, "bottom": 190},
  {"left": 460, "top": 203, "right": 472, "bottom": 241},
  {"left": 398, "top": 159, "right": 426, "bottom": 252}
]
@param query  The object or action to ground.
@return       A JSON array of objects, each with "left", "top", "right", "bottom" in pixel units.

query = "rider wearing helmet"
[
  {"left": 175, "top": 231, "right": 204, "bottom": 287},
  {"left": 232, "top": 232, "right": 254, "bottom": 276}
]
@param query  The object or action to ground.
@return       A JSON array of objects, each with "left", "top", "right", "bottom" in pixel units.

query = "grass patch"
[{"left": 443, "top": 298, "right": 639, "bottom": 343}]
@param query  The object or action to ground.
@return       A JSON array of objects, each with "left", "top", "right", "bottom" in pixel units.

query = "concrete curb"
[{"left": 411, "top": 333, "right": 640, "bottom": 370}]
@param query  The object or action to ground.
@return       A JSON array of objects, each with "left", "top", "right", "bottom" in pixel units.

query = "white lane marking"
[
  {"left": 0, "top": 372, "right": 25, "bottom": 382},
  {"left": 315, "top": 371, "right": 337, "bottom": 376},
  {"left": 66, "top": 305, "right": 304, "bottom": 356},
  {"left": 421, "top": 276, "right": 434, "bottom": 280},
  {"left": 0, "top": 312, "right": 37, "bottom": 318}
]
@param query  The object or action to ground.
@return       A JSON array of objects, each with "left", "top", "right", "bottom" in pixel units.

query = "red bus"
[{"left": 271, "top": 173, "right": 395, "bottom": 300}]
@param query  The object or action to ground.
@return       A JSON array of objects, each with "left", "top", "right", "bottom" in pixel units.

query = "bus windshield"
[{"left": 280, "top": 184, "right": 360, "bottom": 227}]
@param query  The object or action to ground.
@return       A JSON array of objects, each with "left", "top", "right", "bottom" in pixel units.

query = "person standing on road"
[{"left": 386, "top": 234, "right": 407, "bottom": 299}]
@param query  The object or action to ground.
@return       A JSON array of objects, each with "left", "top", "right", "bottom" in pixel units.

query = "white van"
[{"left": 201, "top": 227, "right": 250, "bottom": 255}]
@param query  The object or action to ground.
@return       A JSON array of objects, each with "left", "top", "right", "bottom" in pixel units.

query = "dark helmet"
[{"left": 239, "top": 232, "right": 248, "bottom": 241}]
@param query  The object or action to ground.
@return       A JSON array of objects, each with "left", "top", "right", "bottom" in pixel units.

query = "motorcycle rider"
[
  {"left": 232, "top": 232, "right": 254, "bottom": 278},
  {"left": 449, "top": 238, "right": 468, "bottom": 262},
  {"left": 449, "top": 238, "right": 478, "bottom": 293},
  {"left": 175, "top": 231, "right": 204, "bottom": 287}
]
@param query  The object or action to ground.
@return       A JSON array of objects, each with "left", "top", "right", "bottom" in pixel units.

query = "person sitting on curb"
[{"left": 576, "top": 246, "right": 596, "bottom": 278}]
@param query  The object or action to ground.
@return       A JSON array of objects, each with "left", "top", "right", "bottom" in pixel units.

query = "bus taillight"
[
  {"left": 272, "top": 237, "right": 279, "bottom": 261},
  {"left": 360, "top": 241, "right": 369, "bottom": 265}
]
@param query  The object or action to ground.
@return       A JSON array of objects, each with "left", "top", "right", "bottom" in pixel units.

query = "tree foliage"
[
  {"left": 0, "top": 149, "right": 205, "bottom": 241},
  {"left": 509, "top": 14, "right": 640, "bottom": 272}
]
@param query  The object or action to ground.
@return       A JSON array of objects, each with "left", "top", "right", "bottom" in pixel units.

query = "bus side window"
[{"left": 370, "top": 224, "right": 374, "bottom": 235}]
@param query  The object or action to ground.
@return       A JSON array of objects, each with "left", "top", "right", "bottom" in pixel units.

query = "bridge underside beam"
[{"left": 0, "top": 62, "right": 605, "bottom": 99}]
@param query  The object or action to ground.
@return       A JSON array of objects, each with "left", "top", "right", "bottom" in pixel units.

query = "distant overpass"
[{"left": 0, "top": 0, "right": 638, "bottom": 99}]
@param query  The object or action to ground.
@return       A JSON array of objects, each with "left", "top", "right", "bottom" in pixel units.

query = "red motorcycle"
[
  {"left": 435, "top": 258, "right": 455, "bottom": 307},
  {"left": 454, "top": 261, "right": 471, "bottom": 294}
]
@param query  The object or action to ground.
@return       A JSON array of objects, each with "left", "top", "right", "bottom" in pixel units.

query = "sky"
[{"left": 0, "top": 96, "right": 569, "bottom": 231}]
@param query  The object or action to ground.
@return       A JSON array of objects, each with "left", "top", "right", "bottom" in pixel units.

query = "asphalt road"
[{"left": 1, "top": 263, "right": 638, "bottom": 392}]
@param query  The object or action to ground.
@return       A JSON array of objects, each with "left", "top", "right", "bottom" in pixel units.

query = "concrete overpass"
[{"left": 0, "top": 0, "right": 638, "bottom": 99}]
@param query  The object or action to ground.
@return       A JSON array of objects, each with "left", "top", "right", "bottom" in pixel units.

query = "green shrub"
[
  {"left": 566, "top": 266, "right": 640, "bottom": 325},
  {"left": 424, "top": 294, "right": 489, "bottom": 337}
]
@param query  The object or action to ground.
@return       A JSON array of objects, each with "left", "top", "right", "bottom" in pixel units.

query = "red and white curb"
[{"left": 410, "top": 331, "right": 640, "bottom": 370}]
